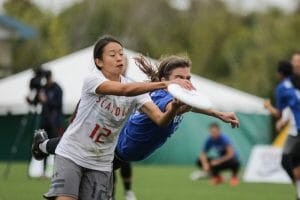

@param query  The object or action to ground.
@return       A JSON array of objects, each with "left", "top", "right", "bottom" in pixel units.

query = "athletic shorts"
[
  {"left": 282, "top": 134, "right": 300, "bottom": 168},
  {"left": 43, "top": 155, "right": 113, "bottom": 200}
]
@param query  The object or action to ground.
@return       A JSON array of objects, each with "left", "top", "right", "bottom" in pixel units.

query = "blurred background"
[{"left": 0, "top": 0, "right": 299, "bottom": 199}]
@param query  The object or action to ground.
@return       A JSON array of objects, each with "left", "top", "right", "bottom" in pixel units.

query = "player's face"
[
  {"left": 291, "top": 54, "right": 300, "bottom": 76},
  {"left": 210, "top": 127, "right": 220, "bottom": 139},
  {"left": 97, "top": 42, "right": 124, "bottom": 76},
  {"left": 168, "top": 67, "right": 191, "bottom": 81}
]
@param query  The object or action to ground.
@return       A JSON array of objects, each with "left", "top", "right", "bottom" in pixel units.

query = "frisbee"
[{"left": 167, "top": 83, "right": 213, "bottom": 110}]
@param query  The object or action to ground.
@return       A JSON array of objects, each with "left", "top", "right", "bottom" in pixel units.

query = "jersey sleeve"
[
  {"left": 275, "top": 81, "right": 299, "bottom": 112},
  {"left": 276, "top": 85, "right": 287, "bottom": 111},
  {"left": 156, "top": 95, "right": 173, "bottom": 112},
  {"left": 281, "top": 107, "right": 291, "bottom": 122},
  {"left": 83, "top": 72, "right": 108, "bottom": 94},
  {"left": 134, "top": 93, "right": 153, "bottom": 109},
  {"left": 221, "top": 135, "right": 231, "bottom": 146}
]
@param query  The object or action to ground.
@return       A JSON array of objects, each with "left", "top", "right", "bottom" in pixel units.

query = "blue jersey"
[
  {"left": 203, "top": 134, "right": 237, "bottom": 158},
  {"left": 116, "top": 89, "right": 183, "bottom": 161},
  {"left": 276, "top": 78, "right": 300, "bottom": 134}
]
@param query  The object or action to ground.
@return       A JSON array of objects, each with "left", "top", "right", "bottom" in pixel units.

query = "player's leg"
[
  {"left": 281, "top": 154, "right": 294, "bottom": 181},
  {"left": 79, "top": 168, "right": 113, "bottom": 200},
  {"left": 32, "top": 130, "right": 61, "bottom": 160},
  {"left": 228, "top": 158, "right": 240, "bottom": 186},
  {"left": 293, "top": 166, "right": 300, "bottom": 200},
  {"left": 43, "top": 155, "right": 82, "bottom": 200},
  {"left": 32, "top": 129, "right": 49, "bottom": 160},
  {"left": 282, "top": 135, "right": 296, "bottom": 181},
  {"left": 210, "top": 163, "right": 224, "bottom": 185},
  {"left": 112, "top": 155, "right": 137, "bottom": 200},
  {"left": 120, "top": 163, "right": 137, "bottom": 200},
  {"left": 290, "top": 136, "right": 300, "bottom": 200},
  {"left": 112, "top": 170, "right": 117, "bottom": 200}
]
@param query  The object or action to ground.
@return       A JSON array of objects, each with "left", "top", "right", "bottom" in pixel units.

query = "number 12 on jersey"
[{"left": 89, "top": 124, "right": 112, "bottom": 143}]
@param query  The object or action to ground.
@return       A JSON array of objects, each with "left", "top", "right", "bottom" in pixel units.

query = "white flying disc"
[{"left": 168, "top": 84, "right": 213, "bottom": 110}]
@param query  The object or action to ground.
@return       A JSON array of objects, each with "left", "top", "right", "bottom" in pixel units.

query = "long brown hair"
[{"left": 134, "top": 55, "right": 191, "bottom": 82}]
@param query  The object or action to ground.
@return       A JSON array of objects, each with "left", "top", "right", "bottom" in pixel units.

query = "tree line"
[{"left": 4, "top": 0, "right": 300, "bottom": 97}]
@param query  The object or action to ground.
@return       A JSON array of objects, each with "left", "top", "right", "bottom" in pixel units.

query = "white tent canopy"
[{"left": 0, "top": 46, "right": 268, "bottom": 115}]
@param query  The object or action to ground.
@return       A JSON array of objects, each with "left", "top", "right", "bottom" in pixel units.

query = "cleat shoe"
[
  {"left": 31, "top": 129, "right": 48, "bottom": 160},
  {"left": 125, "top": 191, "right": 137, "bottom": 200},
  {"left": 190, "top": 170, "right": 209, "bottom": 180},
  {"left": 229, "top": 176, "right": 240, "bottom": 186},
  {"left": 210, "top": 176, "right": 224, "bottom": 185}
]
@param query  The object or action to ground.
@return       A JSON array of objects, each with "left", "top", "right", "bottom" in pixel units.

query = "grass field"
[{"left": 0, "top": 162, "right": 294, "bottom": 200}]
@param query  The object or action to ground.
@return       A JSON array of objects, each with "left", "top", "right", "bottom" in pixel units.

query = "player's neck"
[{"left": 102, "top": 71, "right": 121, "bottom": 82}]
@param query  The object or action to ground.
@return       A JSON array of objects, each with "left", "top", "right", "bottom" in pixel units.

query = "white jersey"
[
  {"left": 281, "top": 107, "right": 297, "bottom": 136},
  {"left": 56, "top": 68, "right": 152, "bottom": 171}
]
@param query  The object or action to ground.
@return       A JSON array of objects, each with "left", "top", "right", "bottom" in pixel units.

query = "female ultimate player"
[
  {"left": 33, "top": 54, "right": 239, "bottom": 171},
  {"left": 114, "top": 56, "right": 239, "bottom": 166},
  {"left": 42, "top": 35, "right": 194, "bottom": 200}
]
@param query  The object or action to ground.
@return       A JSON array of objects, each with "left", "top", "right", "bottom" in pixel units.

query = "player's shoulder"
[
  {"left": 120, "top": 75, "right": 135, "bottom": 84},
  {"left": 150, "top": 89, "right": 170, "bottom": 98},
  {"left": 220, "top": 134, "right": 231, "bottom": 142},
  {"left": 277, "top": 78, "right": 293, "bottom": 90},
  {"left": 84, "top": 68, "right": 103, "bottom": 80}
]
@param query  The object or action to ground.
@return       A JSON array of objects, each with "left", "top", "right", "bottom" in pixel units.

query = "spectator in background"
[
  {"left": 37, "top": 70, "right": 63, "bottom": 177},
  {"left": 192, "top": 123, "right": 240, "bottom": 186},
  {"left": 38, "top": 70, "right": 63, "bottom": 139}
]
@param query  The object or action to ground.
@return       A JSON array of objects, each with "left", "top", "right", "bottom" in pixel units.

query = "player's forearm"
[
  {"left": 216, "top": 149, "right": 234, "bottom": 164},
  {"left": 120, "top": 82, "right": 168, "bottom": 96},
  {"left": 155, "top": 103, "right": 179, "bottom": 127},
  {"left": 200, "top": 153, "right": 210, "bottom": 169},
  {"left": 215, "top": 154, "right": 233, "bottom": 164},
  {"left": 192, "top": 108, "right": 221, "bottom": 119},
  {"left": 98, "top": 81, "right": 168, "bottom": 96},
  {"left": 266, "top": 105, "right": 281, "bottom": 119}
]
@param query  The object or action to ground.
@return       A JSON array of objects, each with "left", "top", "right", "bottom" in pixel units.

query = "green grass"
[{"left": 0, "top": 162, "right": 294, "bottom": 200}]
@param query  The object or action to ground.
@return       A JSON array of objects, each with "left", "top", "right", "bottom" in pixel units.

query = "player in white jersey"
[{"left": 43, "top": 35, "right": 193, "bottom": 200}]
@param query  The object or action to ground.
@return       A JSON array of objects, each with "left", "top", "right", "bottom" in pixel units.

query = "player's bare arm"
[
  {"left": 211, "top": 145, "right": 235, "bottom": 166},
  {"left": 96, "top": 78, "right": 193, "bottom": 96},
  {"left": 200, "top": 153, "right": 210, "bottom": 172},
  {"left": 140, "top": 100, "right": 182, "bottom": 127},
  {"left": 191, "top": 108, "right": 239, "bottom": 128}
]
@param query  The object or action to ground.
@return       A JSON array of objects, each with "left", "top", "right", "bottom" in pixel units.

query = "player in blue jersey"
[
  {"left": 193, "top": 123, "right": 240, "bottom": 185},
  {"left": 113, "top": 56, "right": 239, "bottom": 166},
  {"left": 264, "top": 60, "right": 293, "bottom": 119},
  {"left": 263, "top": 60, "right": 295, "bottom": 179},
  {"left": 275, "top": 52, "right": 300, "bottom": 200}
]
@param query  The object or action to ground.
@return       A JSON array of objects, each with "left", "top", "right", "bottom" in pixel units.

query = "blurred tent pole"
[{"left": 2, "top": 108, "right": 39, "bottom": 179}]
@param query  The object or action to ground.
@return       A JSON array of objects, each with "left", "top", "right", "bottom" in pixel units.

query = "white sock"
[
  {"left": 38, "top": 139, "right": 49, "bottom": 154},
  {"left": 296, "top": 180, "right": 300, "bottom": 199}
]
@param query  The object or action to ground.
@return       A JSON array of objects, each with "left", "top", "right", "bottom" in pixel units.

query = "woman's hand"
[
  {"left": 217, "top": 112, "right": 239, "bottom": 128},
  {"left": 167, "top": 78, "right": 195, "bottom": 90}
]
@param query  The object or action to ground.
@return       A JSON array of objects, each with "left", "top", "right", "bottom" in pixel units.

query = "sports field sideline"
[{"left": 0, "top": 162, "right": 293, "bottom": 200}]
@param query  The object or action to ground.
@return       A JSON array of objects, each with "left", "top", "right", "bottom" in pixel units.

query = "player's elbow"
[
  {"left": 155, "top": 120, "right": 169, "bottom": 127},
  {"left": 154, "top": 116, "right": 170, "bottom": 127},
  {"left": 227, "top": 152, "right": 234, "bottom": 160}
]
